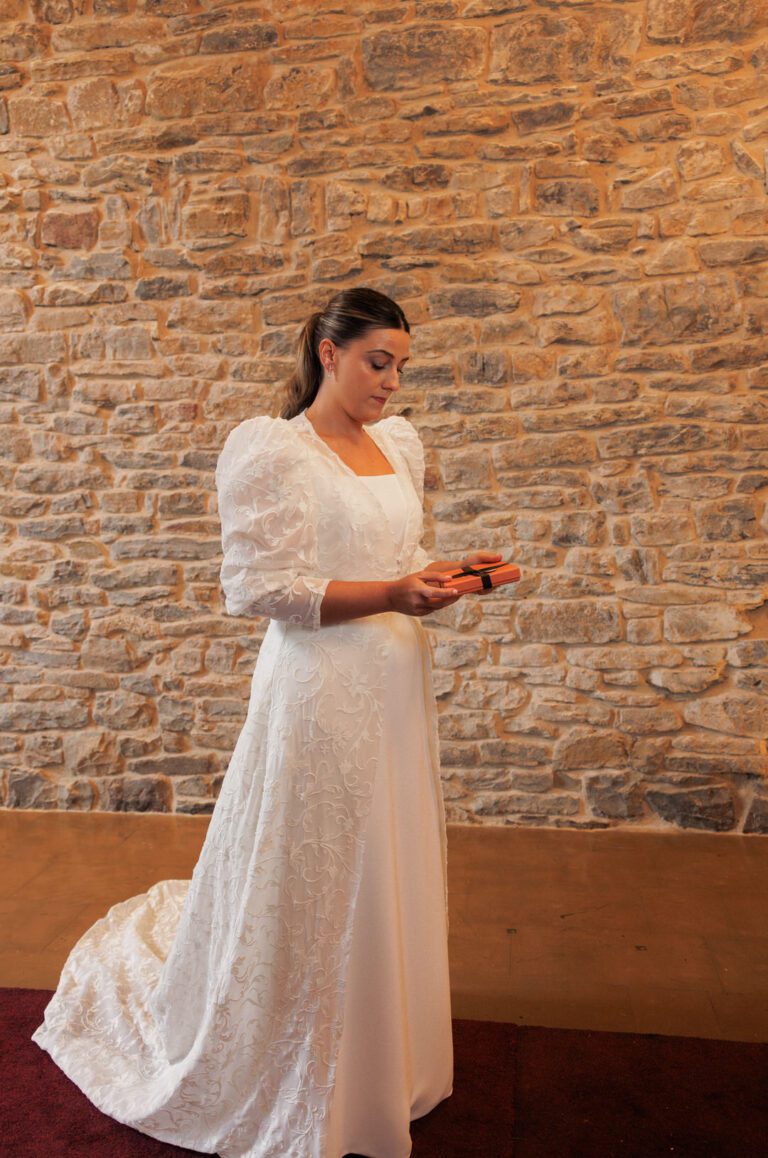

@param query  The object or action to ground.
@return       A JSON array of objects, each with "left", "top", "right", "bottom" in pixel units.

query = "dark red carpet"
[{"left": 4, "top": 988, "right": 767, "bottom": 1157}]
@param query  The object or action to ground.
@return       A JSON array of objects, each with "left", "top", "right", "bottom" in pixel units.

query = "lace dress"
[{"left": 30, "top": 411, "right": 453, "bottom": 1158}]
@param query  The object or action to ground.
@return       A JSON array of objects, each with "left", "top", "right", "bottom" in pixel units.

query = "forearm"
[
  {"left": 319, "top": 559, "right": 477, "bottom": 626},
  {"left": 319, "top": 579, "right": 394, "bottom": 627}
]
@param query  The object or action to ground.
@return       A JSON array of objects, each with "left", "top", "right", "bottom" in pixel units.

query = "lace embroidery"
[{"left": 31, "top": 412, "right": 448, "bottom": 1158}]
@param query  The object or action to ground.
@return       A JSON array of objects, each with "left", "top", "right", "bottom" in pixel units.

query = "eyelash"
[{"left": 372, "top": 362, "right": 406, "bottom": 376}]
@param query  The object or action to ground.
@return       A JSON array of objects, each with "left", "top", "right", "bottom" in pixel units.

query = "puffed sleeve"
[
  {"left": 382, "top": 414, "right": 433, "bottom": 571},
  {"left": 214, "top": 416, "right": 330, "bottom": 629}
]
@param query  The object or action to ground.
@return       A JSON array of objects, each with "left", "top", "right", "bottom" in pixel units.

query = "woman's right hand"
[{"left": 386, "top": 570, "right": 464, "bottom": 617}]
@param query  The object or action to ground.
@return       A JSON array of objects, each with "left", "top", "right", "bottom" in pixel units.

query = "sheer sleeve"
[
  {"left": 215, "top": 416, "right": 330, "bottom": 629},
  {"left": 382, "top": 415, "right": 433, "bottom": 571}
]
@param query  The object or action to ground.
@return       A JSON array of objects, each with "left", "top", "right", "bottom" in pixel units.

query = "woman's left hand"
[{"left": 461, "top": 551, "right": 504, "bottom": 568}]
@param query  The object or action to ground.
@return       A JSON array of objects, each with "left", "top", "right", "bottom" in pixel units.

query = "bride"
[{"left": 31, "top": 285, "right": 502, "bottom": 1158}]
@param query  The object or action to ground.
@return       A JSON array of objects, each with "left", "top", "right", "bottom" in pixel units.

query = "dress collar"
[{"left": 291, "top": 410, "right": 397, "bottom": 479}]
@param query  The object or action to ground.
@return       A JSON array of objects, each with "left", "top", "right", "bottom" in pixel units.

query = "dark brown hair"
[{"left": 280, "top": 286, "right": 410, "bottom": 420}]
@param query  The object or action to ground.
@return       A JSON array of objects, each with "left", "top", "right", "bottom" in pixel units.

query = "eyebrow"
[{"left": 368, "top": 348, "right": 409, "bottom": 363}]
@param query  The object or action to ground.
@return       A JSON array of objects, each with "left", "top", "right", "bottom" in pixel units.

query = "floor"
[{"left": 1, "top": 809, "right": 766, "bottom": 1043}]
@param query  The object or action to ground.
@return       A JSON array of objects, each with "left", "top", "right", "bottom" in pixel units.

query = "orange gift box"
[{"left": 424, "top": 560, "right": 521, "bottom": 594}]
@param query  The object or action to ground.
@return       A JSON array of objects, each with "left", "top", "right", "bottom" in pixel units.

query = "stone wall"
[{"left": 1, "top": 0, "right": 767, "bottom": 832}]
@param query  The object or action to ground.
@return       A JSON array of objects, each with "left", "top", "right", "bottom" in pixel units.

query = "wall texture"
[{"left": 1, "top": 0, "right": 767, "bottom": 832}]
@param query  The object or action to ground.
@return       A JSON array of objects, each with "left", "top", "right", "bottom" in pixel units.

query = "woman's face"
[{"left": 317, "top": 326, "right": 411, "bottom": 422}]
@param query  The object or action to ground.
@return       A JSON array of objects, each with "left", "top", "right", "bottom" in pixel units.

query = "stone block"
[
  {"left": 200, "top": 23, "right": 278, "bottom": 55},
  {"left": 9, "top": 94, "right": 69, "bottom": 137},
  {"left": 135, "top": 276, "right": 190, "bottom": 299},
  {"left": 62, "top": 731, "right": 118, "bottom": 774},
  {"left": 516, "top": 600, "right": 621, "bottom": 644},
  {"left": 439, "top": 448, "right": 493, "bottom": 489},
  {"left": 489, "top": 11, "right": 640, "bottom": 85},
  {"left": 645, "top": 784, "right": 736, "bottom": 833},
  {"left": 80, "top": 637, "right": 140, "bottom": 672},
  {"left": 0, "top": 701, "right": 89, "bottom": 731},
  {"left": 616, "top": 706, "right": 682, "bottom": 734},
  {"left": 0, "top": 23, "right": 49, "bottom": 62},
  {"left": 648, "top": 666, "right": 723, "bottom": 693},
  {"left": 534, "top": 179, "right": 600, "bottom": 217},
  {"left": 41, "top": 208, "right": 99, "bottom": 250},
  {"left": 360, "top": 223, "right": 495, "bottom": 258},
  {"left": 14, "top": 462, "right": 106, "bottom": 493},
  {"left": 694, "top": 498, "right": 758, "bottom": 541},
  {"left": 647, "top": 0, "right": 768, "bottom": 44},
  {"left": 664, "top": 605, "right": 752, "bottom": 643},
  {"left": 363, "top": 25, "right": 485, "bottom": 91},
  {"left": 265, "top": 65, "right": 335, "bottom": 110},
  {"left": 744, "top": 791, "right": 768, "bottom": 835},
  {"left": 612, "top": 274, "right": 740, "bottom": 345},
  {"left": 551, "top": 512, "right": 607, "bottom": 547},
  {"left": 22, "top": 735, "right": 63, "bottom": 770},
  {"left": 181, "top": 195, "right": 250, "bottom": 241},
  {"left": 51, "top": 17, "right": 165, "bottom": 52},
  {"left": 512, "top": 101, "right": 576, "bottom": 135},
  {"left": 591, "top": 474, "right": 654, "bottom": 514},
  {"left": 6, "top": 771, "right": 59, "bottom": 810},
  {"left": 0, "top": 290, "right": 27, "bottom": 331},
  {"left": 97, "top": 776, "right": 171, "bottom": 813},
  {"left": 585, "top": 773, "right": 644, "bottom": 821},
  {"left": 619, "top": 167, "right": 677, "bottom": 210},
  {"left": 554, "top": 727, "right": 629, "bottom": 770},
  {"left": 494, "top": 433, "right": 596, "bottom": 472},
  {"left": 146, "top": 59, "right": 267, "bottom": 119},
  {"left": 683, "top": 692, "right": 768, "bottom": 738},
  {"left": 93, "top": 691, "right": 154, "bottom": 730},
  {"left": 629, "top": 513, "right": 694, "bottom": 546},
  {"left": 598, "top": 422, "right": 726, "bottom": 459},
  {"left": 726, "top": 641, "right": 768, "bottom": 668},
  {"left": 537, "top": 312, "right": 615, "bottom": 347},
  {"left": 428, "top": 286, "right": 521, "bottom": 319},
  {"left": 67, "top": 77, "right": 143, "bottom": 130},
  {"left": 676, "top": 138, "right": 725, "bottom": 180}
]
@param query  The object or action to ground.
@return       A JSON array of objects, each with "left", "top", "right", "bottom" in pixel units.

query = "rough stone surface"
[{"left": 0, "top": 3, "right": 766, "bottom": 833}]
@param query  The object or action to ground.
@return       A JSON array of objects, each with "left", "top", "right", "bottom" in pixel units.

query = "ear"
[{"left": 318, "top": 337, "right": 335, "bottom": 373}]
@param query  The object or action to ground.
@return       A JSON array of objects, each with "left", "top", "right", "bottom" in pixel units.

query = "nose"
[{"left": 385, "top": 367, "right": 401, "bottom": 392}]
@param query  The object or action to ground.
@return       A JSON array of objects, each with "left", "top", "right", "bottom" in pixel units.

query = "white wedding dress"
[{"left": 31, "top": 410, "right": 454, "bottom": 1158}]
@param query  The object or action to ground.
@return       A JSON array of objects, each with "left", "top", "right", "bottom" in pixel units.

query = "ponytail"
[
  {"left": 279, "top": 287, "right": 410, "bottom": 421},
  {"left": 280, "top": 312, "right": 323, "bottom": 420}
]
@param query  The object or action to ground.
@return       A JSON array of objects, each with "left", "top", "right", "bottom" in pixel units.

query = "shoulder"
[
  {"left": 375, "top": 414, "right": 425, "bottom": 471},
  {"left": 215, "top": 416, "right": 305, "bottom": 483},
  {"left": 374, "top": 414, "right": 426, "bottom": 500},
  {"left": 375, "top": 413, "right": 424, "bottom": 456},
  {"left": 376, "top": 413, "right": 419, "bottom": 438}
]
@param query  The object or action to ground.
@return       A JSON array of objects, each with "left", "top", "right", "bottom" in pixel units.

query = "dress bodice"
[
  {"left": 214, "top": 412, "right": 432, "bottom": 629},
  {"left": 356, "top": 473, "right": 409, "bottom": 554}
]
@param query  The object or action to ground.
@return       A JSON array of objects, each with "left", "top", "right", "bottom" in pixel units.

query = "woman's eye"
[
  {"left": 371, "top": 361, "right": 406, "bottom": 376},
  {"left": 372, "top": 361, "right": 407, "bottom": 379}
]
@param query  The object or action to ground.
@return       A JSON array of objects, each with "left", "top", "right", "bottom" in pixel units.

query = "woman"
[{"left": 31, "top": 286, "right": 502, "bottom": 1157}]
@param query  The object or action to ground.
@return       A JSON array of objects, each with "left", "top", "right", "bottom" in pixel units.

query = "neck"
[{"left": 304, "top": 398, "right": 365, "bottom": 441}]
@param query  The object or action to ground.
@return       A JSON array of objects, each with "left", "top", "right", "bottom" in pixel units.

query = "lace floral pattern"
[{"left": 31, "top": 412, "right": 448, "bottom": 1158}]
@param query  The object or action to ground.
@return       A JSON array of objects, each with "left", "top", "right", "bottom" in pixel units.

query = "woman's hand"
[
  {"left": 386, "top": 570, "right": 464, "bottom": 617},
  {"left": 424, "top": 551, "right": 505, "bottom": 572},
  {"left": 385, "top": 552, "right": 505, "bottom": 617},
  {"left": 461, "top": 551, "right": 504, "bottom": 568}
]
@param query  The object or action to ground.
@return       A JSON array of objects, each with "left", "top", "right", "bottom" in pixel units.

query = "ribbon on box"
[{"left": 446, "top": 562, "right": 507, "bottom": 591}]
